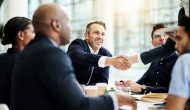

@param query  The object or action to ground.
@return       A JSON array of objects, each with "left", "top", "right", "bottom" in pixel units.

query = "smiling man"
[{"left": 67, "top": 21, "right": 130, "bottom": 85}]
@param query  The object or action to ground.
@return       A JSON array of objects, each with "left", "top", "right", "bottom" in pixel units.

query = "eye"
[{"left": 94, "top": 31, "right": 98, "bottom": 34}]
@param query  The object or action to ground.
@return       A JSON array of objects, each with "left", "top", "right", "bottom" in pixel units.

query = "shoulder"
[
  {"left": 99, "top": 46, "right": 112, "bottom": 56},
  {"left": 172, "top": 53, "right": 190, "bottom": 77},
  {"left": 176, "top": 53, "right": 190, "bottom": 64},
  {"left": 70, "top": 38, "right": 86, "bottom": 45}
]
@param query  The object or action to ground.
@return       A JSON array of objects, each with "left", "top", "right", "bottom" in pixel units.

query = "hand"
[
  {"left": 113, "top": 57, "right": 131, "bottom": 70},
  {"left": 115, "top": 93, "right": 137, "bottom": 110},
  {"left": 115, "top": 80, "right": 125, "bottom": 87},
  {"left": 165, "top": 32, "right": 177, "bottom": 43},
  {"left": 124, "top": 80, "right": 141, "bottom": 92},
  {"left": 163, "top": 96, "right": 168, "bottom": 103},
  {"left": 116, "top": 54, "right": 138, "bottom": 65},
  {"left": 105, "top": 57, "right": 131, "bottom": 70}
]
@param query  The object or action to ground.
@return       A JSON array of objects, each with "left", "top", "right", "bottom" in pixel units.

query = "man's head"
[
  {"left": 151, "top": 23, "right": 168, "bottom": 47},
  {"left": 32, "top": 3, "right": 71, "bottom": 46},
  {"left": 84, "top": 21, "right": 106, "bottom": 52},
  {"left": 175, "top": 16, "right": 190, "bottom": 56}
]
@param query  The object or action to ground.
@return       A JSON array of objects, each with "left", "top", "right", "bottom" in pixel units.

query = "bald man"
[{"left": 10, "top": 3, "right": 136, "bottom": 110}]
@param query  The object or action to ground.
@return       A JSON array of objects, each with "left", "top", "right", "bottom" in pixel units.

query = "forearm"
[
  {"left": 145, "top": 86, "right": 169, "bottom": 93},
  {"left": 91, "top": 68, "right": 109, "bottom": 85},
  {"left": 68, "top": 51, "right": 101, "bottom": 66},
  {"left": 140, "top": 38, "right": 176, "bottom": 64}
]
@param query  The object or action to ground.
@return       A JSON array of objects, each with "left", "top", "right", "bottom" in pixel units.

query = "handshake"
[{"left": 105, "top": 54, "right": 139, "bottom": 70}]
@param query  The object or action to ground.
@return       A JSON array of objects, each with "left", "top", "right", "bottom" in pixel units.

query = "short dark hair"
[
  {"left": 151, "top": 23, "right": 167, "bottom": 40},
  {"left": 86, "top": 21, "right": 106, "bottom": 33},
  {"left": 1, "top": 17, "right": 32, "bottom": 45},
  {"left": 178, "top": 16, "right": 190, "bottom": 39}
]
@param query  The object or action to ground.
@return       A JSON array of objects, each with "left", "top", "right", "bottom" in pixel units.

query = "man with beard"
[
  {"left": 165, "top": 16, "right": 190, "bottom": 110},
  {"left": 67, "top": 21, "right": 130, "bottom": 85}
]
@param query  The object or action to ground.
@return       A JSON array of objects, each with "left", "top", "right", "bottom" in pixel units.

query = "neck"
[{"left": 12, "top": 44, "right": 23, "bottom": 51}]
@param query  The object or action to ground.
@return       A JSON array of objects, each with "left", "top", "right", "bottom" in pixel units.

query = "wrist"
[
  {"left": 141, "top": 85, "right": 147, "bottom": 94},
  {"left": 130, "top": 55, "right": 138, "bottom": 64},
  {"left": 105, "top": 57, "right": 114, "bottom": 66}
]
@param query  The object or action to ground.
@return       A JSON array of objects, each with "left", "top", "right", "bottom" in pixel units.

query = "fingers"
[
  {"left": 115, "top": 54, "right": 128, "bottom": 59},
  {"left": 124, "top": 80, "right": 131, "bottom": 86},
  {"left": 165, "top": 32, "right": 177, "bottom": 42},
  {"left": 116, "top": 93, "right": 137, "bottom": 110},
  {"left": 115, "top": 81, "right": 124, "bottom": 86},
  {"left": 114, "top": 58, "right": 131, "bottom": 70}
]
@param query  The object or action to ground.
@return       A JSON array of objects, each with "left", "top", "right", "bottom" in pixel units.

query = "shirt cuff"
[
  {"left": 108, "top": 92, "right": 118, "bottom": 110},
  {"left": 137, "top": 54, "right": 143, "bottom": 64},
  {"left": 98, "top": 56, "right": 107, "bottom": 68}
]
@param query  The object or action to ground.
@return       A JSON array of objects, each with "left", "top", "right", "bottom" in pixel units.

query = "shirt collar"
[
  {"left": 88, "top": 45, "right": 99, "bottom": 54},
  {"left": 48, "top": 38, "right": 58, "bottom": 47}
]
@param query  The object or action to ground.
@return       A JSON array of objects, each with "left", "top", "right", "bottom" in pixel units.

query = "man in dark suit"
[
  {"left": 67, "top": 21, "right": 129, "bottom": 85},
  {"left": 11, "top": 3, "right": 136, "bottom": 110}
]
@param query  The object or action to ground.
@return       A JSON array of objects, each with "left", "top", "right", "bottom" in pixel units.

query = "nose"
[
  {"left": 97, "top": 33, "right": 103, "bottom": 39},
  {"left": 161, "top": 35, "right": 165, "bottom": 40},
  {"left": 175, "top": 41, "right": 178, "bottom": 49}
]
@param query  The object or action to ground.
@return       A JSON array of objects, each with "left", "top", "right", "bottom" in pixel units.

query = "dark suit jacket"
[
  {"left": 67, "top": 39, "right": 112, "bottom": 85},
  {"left": 11, "top": 34, "right": 114, "bottom": 110},
  {"left": 140, "top": 38, "right": 176, "bottom": 64},
  {"left": 0, "top": 48, "right": 20, "bottom": 107}
]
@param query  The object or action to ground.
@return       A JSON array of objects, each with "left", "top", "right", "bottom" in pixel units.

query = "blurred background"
[{"left": 0, "top": 0, "right": 181, "bottom": 84}]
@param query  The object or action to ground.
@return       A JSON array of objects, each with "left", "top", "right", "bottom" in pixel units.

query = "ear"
[
  {"left": 84, "top": 32, "right": 88, "bottom": 40},
  {"left": 151, "top": 40, "right": 154, "bottom": 47},
  {"left": 51, "top": 20, "right": 61, "bottom": 32},
  {"left": 17, "top": 31, "right": 25, "bottom": 41}
]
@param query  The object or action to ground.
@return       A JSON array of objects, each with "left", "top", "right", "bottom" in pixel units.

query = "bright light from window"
[{"left": 117, "top": 0, "right": 145, "bottom": 12}]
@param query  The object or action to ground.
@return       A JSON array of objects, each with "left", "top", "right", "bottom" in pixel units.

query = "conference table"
[
  {"left": 120, "top": 95, "right": 165, "bottom": 110},
  {"left": 120, "top": 100, "right": 164, "bottom": 110}
]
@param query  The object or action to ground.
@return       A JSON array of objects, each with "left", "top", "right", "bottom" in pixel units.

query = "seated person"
[
  {"left": 0, "top": 17, "right": 34, "bottom": 107},
  {"left": 115, "top": 23, "right": 178, "bottom": 94},
  {"left": 67, "top": 21, "right": 129, "bottom": 85},
  {"left": 11, "top": 4, "right": 136, "bottom": 110},
  {"left": 166, "top": 16, "right": 190, "bottom": 110}
]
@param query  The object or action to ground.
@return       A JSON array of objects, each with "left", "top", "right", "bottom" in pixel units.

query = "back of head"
[
  {"left": 151, "top": 23, "right": 167, "bottom": 39},
  {"left": 179, "top": 16, "right": 190, "bottom": 38},
  {"left": 32, "top": 3, "right": 71, "bottom": 45},
  {"left": 1, "top": 17, "right": 31, "bottom": 45},
  {"left": 32, "top": 3, "right": 66, "bottom": 34}
]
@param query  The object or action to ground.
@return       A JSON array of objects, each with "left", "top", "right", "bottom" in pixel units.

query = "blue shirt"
[
  {"left": 169, "top": 53, "right": 190, "bottom": 110},
  {"left": 137, "top": 52, "right": 178, "bottom": 93}
]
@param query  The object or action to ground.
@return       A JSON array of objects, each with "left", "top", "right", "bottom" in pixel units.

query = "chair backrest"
[{"left": 0, "top": 104, "right": 9, "bottom": 110}]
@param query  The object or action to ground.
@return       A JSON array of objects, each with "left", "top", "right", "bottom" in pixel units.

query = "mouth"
[{"left": 95, "top": 41, "right": 102, "bottom": 45}]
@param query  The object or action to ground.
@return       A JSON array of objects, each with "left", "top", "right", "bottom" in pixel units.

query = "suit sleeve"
[
  {"left": 90, "top": 66, "right": 110, "bottom": 85},
  {"left": 140, "top": 38, "right": 176, "bottom": 64},
  {"left": 145, "top": 86, "right": 169, "bottom": 93},
  {"left": 67, "top": 40, "right": 102, "bottom": 67},
  {"left": 40, "top": 48, "right": 114, "bottom": 110}
]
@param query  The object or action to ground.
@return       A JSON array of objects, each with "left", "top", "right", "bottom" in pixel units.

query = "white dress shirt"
[{"left": 88, "top": 45, "right": 118, "bottom": 110}]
